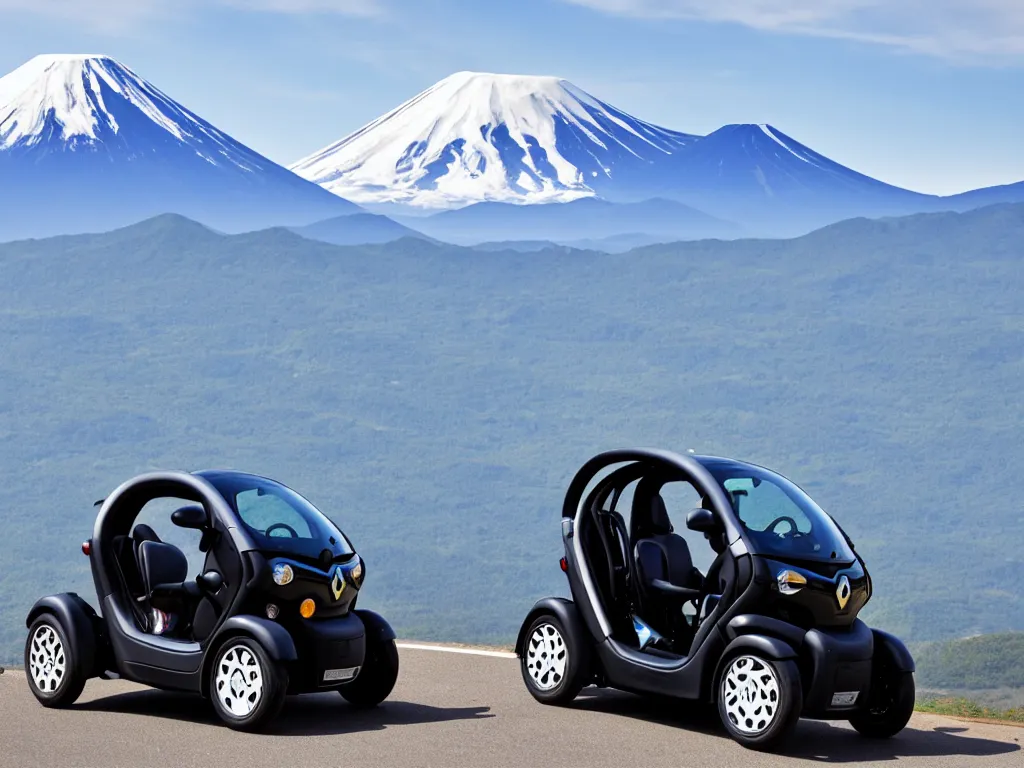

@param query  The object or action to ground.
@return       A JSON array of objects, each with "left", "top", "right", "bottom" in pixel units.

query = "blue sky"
[{"left": 1, "top": 0, "right": 1022, "bottom": 195}]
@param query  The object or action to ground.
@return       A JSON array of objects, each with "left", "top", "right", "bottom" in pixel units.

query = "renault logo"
[
  {"left": 836, "top": 575, "right": 851, "bottom": 610},
  {"left": 331, "top": 567, "right": 346, "bottom": 601}
]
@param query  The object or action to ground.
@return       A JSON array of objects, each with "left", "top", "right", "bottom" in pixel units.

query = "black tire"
[
  {"left": 24, "top": 615, "right": 87, "bottom": 708},
  {"left": 340, "top": 636, "right": 399, "bottom": 708},
  {"left": 717, "top": 654, "right": 802, "bottom": 751},
  {"left": 849, "top": 671, "right": 915, "bottom": 739},
  {"left": 519, "top": 613, "right": 590, "bottom": 705},
  {"left": 209, "top": 637, "right": 288, "bottom": 732}
]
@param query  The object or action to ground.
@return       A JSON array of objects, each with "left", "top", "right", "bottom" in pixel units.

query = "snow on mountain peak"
[
  {"left": 290, "top": 71, "right": 699, "bottom": 208},
  {"left": 0, "top": 54, "right": 260, "bottom": 171}
]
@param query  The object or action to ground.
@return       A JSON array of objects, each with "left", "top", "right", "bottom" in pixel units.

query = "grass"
[{"left": 917, "top": 697, "right": 1024, "bottom": 725}]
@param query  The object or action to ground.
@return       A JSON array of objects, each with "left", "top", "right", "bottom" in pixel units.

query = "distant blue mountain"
[
  {"left": 291, "top": 213, "right": 431, "bottom": 246},
  {"left": 942, "top": 180, "right": 1024, "bottom": 211},
  {"left": 404, "top": 197, "right": 741, "bottom": 245},
  {"left": 0, "top": 54, "right": 361, "bottom": 241}
]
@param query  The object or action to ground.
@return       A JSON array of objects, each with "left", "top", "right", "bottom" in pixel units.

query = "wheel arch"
[
  {"left": 200, "top": 615, "right": 298, "bottom": 697},
  {"left": 354, "top": 609, "right": 396, "bottom": 644},
  {"left": 871, "top": 628, "right": 916, "bottom": 673},
  {"left": 26, "top": 593, "right": 103, "bottom": 678},
  {"left": 515, "top": 597, "right": 589, "bottom": 658},
  {"left": 711, "top": 634, "right": 799, "bottom": 702}
]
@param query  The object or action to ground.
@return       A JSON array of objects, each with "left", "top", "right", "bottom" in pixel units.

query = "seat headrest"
[
  {"left": 648, "top": 494, "right": 673, "bottom": 535},
  {"left": 132, "top": 524, "right": 161, "bottom": 546}
]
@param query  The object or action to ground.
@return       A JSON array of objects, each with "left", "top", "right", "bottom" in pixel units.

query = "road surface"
[{"left": 0, "top": 645, "right": 1020, "bottom": 768}]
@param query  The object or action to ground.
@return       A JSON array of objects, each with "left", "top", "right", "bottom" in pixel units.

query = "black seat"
[
  {"left": 632, "top": 484, "right": 704, "bottom": 647},
  {"left": 132, "top": 524, "right": 161, "bottom": 577},
  {"left": 137, "top": 540, "right": 190, "bottom": 597},
  {"left": 137, "top": 540, "right": 201, "bottom": 637}
]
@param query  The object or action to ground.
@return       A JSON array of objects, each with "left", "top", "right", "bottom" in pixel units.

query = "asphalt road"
[{"left": 0, "top": 646, "right": 1020, "bottom": 768}]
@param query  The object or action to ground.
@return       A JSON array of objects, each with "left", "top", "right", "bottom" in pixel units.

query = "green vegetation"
[
  {"left": 917, "top": 697, "right": 1024, "bottom": 725},
  {"left": 0, "top": 205, "right": 1022, "bottom": 673},
  {"left": 914, "top": 633, "right": 1024, "bottom": 691}
]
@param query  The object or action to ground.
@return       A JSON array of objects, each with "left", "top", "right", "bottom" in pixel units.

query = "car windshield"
[
  {"left": 202, "top": 473, "right": 354, "bottom": 561},
  {"left": 701, "top": 461, "right": 856, "bottom": 564}
]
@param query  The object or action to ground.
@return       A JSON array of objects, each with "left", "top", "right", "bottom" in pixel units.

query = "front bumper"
[
  {"left": 800, "top": 620, "right": 874, "bottom": 718},
  {"left": 286, "top": 612, "right": 366, "bottom": 693}
]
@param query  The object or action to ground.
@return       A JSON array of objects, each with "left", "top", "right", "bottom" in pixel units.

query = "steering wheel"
[
  {"left": 265, "top": 522, "right": 299, "bottom": 538},
  {"left": 766, "top": 516, "right": 801, "bottom": 538}
]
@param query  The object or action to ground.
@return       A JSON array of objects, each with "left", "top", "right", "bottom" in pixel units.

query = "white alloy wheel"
[
  {"left": 721, "top": 655, "right": 782, "bottom": 735},
  {"left": 215, "top": 644, "right": 265, "bottom": 718},
  {"left": 525, "top": 622, "right": 567, "bottom": 691},
  {"left": 28, "top": 624, "right": 67, "bottom": 694}
]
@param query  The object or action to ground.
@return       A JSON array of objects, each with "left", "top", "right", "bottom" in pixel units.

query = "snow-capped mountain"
[
  {"left": 291, "top": 71, "right": 939, "bottom": 235},
  {"left": 0, "top": 54, "right": 360, "bottom": 240},
  {"left": 291, "top": 71, "right": 700, "bottom": 210}
]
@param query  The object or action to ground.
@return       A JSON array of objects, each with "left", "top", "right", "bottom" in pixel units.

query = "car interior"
[
  {"left": 110, "top": 503, "right": 227, "bottom": 642},
  {"left": 579, "top": 465, "right": 736, "bottom": 659}
]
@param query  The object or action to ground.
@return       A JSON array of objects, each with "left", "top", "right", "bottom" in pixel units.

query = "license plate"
[
  {"left": 323, "top": 666, "right": 359, "bottom": 682},
  {"left": 831, "top": 691, "right": 859, "bottom": 707}
]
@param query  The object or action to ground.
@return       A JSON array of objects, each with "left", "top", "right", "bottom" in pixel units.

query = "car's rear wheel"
[
  {"left": 25, "top": 616, "right": 87, "bottom": 708},
  {"left": 520, "top": 614, "right": 589, "bottom": 705},
  {"left": 718, "top": 654, "right": 802, "bottom": 751},
  {"left": 339, "top": 636, "right": 399, "bottom": 708},
  {"left": 849, "top": 671, "right": 915, "bottom": 739},
  {"left": 209, "top": 638, "right": 288, "bottom": 732}
]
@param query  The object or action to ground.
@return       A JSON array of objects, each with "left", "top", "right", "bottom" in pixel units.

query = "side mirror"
[
  {"left": 686, "top": 507, "right": 718, "bottom": 533},
  {"left": 196, "top": 570, "right": 223, "bottom": 593},
  {"left": 171, "top": 504, "right": 208, "bottom": 530}
]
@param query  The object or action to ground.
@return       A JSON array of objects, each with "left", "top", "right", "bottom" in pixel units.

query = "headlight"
[
  {"left": 777, "top": 569, "right": 808, "bottom": 595},
  {"left": 349, "top": 556, "right": 364, "bottom": 584},
  {"left": 272, "top": 563, "right": 294, "bottom": 586}
]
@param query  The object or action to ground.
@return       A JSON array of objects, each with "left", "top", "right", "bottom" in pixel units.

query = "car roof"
[
  {"left": 193, "top": 469, "right": 277, "bottom": 484},
  {"left": 693, "top": 455, "right": 773, "bottom": 475}
]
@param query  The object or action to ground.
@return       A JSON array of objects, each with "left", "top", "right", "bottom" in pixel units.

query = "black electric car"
[
  {"left": 24, "top": 470, "right": 399, "bottom": 731},
  {"left": 516, "top": 449, "right": 916, "bottom": 750}
]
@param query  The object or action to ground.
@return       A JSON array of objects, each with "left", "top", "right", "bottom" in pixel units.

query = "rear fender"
[
  {"left": 515, "top": 597, "right": 589, "bottom": 658},
  {"left": 26, "top": 593, "right": 104, "bottom": 678}
]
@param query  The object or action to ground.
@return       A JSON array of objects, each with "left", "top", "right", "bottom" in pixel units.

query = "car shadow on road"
[
  {"left": 78, "top": 689, "right": 493, "bottom": 736},
  {"left": 571, "top": 688, "right": 1021, "bottom": 762}
]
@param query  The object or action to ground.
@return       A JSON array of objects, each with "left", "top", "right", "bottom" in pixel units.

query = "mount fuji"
[
  {"left": 291, "top": 71, "right": 701, "bottom": 211},
  {"left": 292, "top": 71, "right": 1002, "bottom": 237},
  {"left": 0, "top": 55, "right": 363, "bottom": 240}
]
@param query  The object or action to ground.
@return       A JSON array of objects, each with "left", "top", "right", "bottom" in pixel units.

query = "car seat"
[
  {"left": 632, "top": 482, "right": 704, "bottom": 649},
  {"left": 136, "top": 539, "right": 201, "bottom": 636},
  {"left": 110, "top": 525, "right": 163, "bottom": 630}
]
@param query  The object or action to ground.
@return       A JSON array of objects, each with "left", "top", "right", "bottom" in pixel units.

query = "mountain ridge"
[{"left": 1, "top": 200, "right": 1022, "bottom": 661}]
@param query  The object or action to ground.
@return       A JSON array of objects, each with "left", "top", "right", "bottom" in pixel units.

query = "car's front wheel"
[
  {"left": 718, "top": 654, "right": 802, "bottom": 751},
  {"left": 849, "top": 671, "right": 915, "bottom": 739},
  {"left": 339, "top": 635, "right": 400, "bottom": 708},
  {"left": 209, "top": 638, "right": 288, "bottom": 732},
  {"left": 520, "top": 614, "right": 589, "bottom": 705},
  {"left": 25, "top": 616, "right": 87, "bottom": 708}
]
